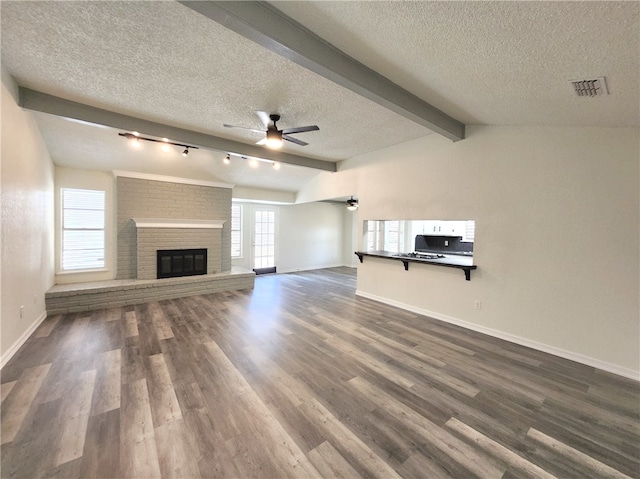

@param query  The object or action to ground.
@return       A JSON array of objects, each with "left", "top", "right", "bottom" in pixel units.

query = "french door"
[{"left": 253, "top": 207, "right": 277, "bottom": 274}]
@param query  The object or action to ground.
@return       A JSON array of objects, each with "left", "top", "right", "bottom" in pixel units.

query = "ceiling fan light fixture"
[
  {"left": 346, "top": 196, "right": 358, "bottom": 211},
  {"left": 265, "top": 129, "right": 283, "bottom": 149}
]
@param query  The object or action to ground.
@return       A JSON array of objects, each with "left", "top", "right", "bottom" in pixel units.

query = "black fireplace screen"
[{"left": 157, "top": 249, "right": 207, "bottom": 279}]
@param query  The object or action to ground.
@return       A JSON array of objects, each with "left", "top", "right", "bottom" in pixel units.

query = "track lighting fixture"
[
  {"left": 220, "top": 152, "right": 284, "bottom": 170},
  {"left": 119, "top": 132, "right": 198, "bottom": 156},
  {"left": 346, "top": 196, "right": 358, "bottom": 211}
]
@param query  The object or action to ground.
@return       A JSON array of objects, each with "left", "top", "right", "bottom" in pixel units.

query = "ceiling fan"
[{"left": 223, "top": 111, "right": 319, "bottom": 148}]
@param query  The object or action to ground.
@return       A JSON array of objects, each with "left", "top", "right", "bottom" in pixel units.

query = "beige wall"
[
  {"left": 1, "top": 66, "right": 55, "bottom": 365},
  {"left": 297, "top": 125, "right": 640, "bottom": 378}
]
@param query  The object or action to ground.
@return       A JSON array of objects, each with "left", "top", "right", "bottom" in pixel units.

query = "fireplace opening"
[{"left": 157, "top": 249, "right": 207, "bottom": 279}]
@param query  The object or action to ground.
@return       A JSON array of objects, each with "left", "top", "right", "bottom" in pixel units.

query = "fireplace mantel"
[{"left": 132, "top": 218, "right": 225, "bottom": 229}]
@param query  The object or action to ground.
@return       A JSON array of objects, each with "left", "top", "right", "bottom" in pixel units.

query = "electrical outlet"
[
  {"left": 474, "top": 300, "right": 482, "bottom": 310},
  {"left": 20, "top": 305, "right": 24, "bottom": 318}
]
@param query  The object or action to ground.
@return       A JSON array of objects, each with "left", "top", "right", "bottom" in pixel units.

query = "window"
[
  {"left": 62, "top": 188, "right": 105, "bottom": 271},
  {"left": 231, "top": 203, "right": 242, "bottom": 258},
  {"left": 383, "top": 220, "right": 403, "bottom": 253},
  {"left": 366, "top": 221, "right": 378, "bottom": 250},
  {"left": 463, "top": 220, "right": 476, "bottom": 242}
]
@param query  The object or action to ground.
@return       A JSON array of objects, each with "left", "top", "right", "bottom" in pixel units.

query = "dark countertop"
[
  {"left": 355, "top": 250, "right": 477, "bottom": 280},
  {"left": 357, "top": 250, "right": 474, "bottom": 266}
]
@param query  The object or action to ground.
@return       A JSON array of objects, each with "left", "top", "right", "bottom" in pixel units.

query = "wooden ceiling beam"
[
  {"left": 179, "top": 1, "right": 465, "bottom": 142},
  {"left": 18, "top": 87, "right": 337, "bottom": 172}
]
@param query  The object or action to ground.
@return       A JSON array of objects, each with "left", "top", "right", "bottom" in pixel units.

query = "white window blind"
[
  {"left": 231, "top": 203, "right": 242, "bottom": 258},
  {"left": 384, "top": 221, "right": 403, "bottom": 253},
  {"left": 464, "top": 220, "right": 476, "bottom": 242},
  {"left": 366, "top": 221, "right": 376, "bottom": 250},
  {"left": 62, "top": 188, "right": 105, "bottom": 271}
]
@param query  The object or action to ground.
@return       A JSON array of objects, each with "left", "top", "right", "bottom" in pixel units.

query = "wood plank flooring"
[{"left": 1, "top": 267, "right": 639, "bottom": 478}]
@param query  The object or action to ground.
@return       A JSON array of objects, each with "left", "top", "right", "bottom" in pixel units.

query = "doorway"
[{"left": 253, "top": 207, "right": 277, "bottom": 274}]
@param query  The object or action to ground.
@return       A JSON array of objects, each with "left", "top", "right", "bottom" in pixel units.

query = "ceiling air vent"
[{"left": 569, "top": 77, "right": 608, "bottom": 97}]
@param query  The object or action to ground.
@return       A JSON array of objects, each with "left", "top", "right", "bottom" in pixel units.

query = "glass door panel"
[{"left": 253, "top": 208, "right": 276, "bottom": 273}]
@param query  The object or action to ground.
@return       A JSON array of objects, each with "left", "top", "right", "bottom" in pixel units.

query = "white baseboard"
[
  {"left": 356, "top": 290, "right": 639, "bottom": 381},
  {"left": 0, "top": 311, "right": 48, "bottom": 370},
  {"left": 278, "top": 263, "right": 345, "bottom": 274}
]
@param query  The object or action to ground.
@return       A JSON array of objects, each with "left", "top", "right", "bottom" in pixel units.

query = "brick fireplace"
[
  {"left": 133, "top": 218, "right": 224, "bottom": 280},
  {"left": 116, "top": 175, "right": 232, "bottom": 280},
  {"left": 45, "top": 173, "right": 255, "bottom": 316}
]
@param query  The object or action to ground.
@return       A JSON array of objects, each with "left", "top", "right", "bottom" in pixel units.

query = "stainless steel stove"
[{"left": 394, "top": 252, "right": 445, "bottom": 260}]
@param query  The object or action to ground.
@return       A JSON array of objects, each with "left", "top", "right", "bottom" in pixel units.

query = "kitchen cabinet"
[{"left": 421, "top": 220, "right": 466, "bottom": 236}]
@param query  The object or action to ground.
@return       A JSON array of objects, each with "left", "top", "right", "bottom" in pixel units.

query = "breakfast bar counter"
[{"left": 355, "top": 250, "right": 477, "bottom": 280}]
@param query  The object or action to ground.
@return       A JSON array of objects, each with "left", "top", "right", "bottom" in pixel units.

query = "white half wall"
[
  {"left": 1, "top": 66, "right": 55, "bottom": 366},
  {"left": 297, "top": 125, "right": 640, "bottom": 378}
]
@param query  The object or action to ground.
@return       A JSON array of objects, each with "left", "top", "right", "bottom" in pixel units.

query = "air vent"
[{"left": 569, "top": 77, "right": 608, "bottom": 97}]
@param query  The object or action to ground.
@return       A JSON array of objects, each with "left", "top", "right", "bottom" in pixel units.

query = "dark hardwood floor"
[{"left": 1, "top": 267, "right": 639, "bottom": 478}]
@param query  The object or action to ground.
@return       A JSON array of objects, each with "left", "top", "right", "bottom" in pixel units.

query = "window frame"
[
  {"left": 231, "top": 203, "right": 243, "bottom": 258},
  {"left": 60, "top": 188, "right": 107, "bottom": 272}
]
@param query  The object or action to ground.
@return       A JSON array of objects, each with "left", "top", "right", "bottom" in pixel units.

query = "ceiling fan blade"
[
  {"left": 283, "top": 134, "right": 308, "bottom": 146},
  {"left": 223, "top": 124, "right": 265, "bottom": 134},
  {"left": 281, "top": 125, "right": 319, "bottom": 135},
  {"left": 255, "top": 111, "right": 271, "bottom": 127}
]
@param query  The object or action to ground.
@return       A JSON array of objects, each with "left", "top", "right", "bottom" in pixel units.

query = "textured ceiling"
[
  {"left": 1, "top": 1, "right": 638, "bottom": 193},
  {"left": 274, "top": 1, "right": 639, "bottom": 127}
]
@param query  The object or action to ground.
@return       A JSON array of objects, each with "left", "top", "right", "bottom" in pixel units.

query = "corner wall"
[
  {"left": 278, "top": 202, "right": 345, "bottom": 273},
  {"left": 297, "top": 125, "right": 640, "bottom": 378},
  {"left": 1, "top": 66, "right": 55, "bottom": 366}
]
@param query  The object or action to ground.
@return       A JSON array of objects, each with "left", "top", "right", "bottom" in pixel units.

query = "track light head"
[
  {"left": 223, "top": 154, "right": 231, "bottom": 165},
  {"left": 118, "top": 132, "right": 198, "bottom": 156}
]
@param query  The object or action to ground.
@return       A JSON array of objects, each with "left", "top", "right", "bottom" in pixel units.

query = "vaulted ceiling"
[{"left": 2, "top": 1, "right": 638, "bottom": 193}]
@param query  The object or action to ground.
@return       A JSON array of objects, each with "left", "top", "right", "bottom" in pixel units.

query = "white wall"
[
  {"left": 342, "top": 208, "right": 359, "bottom": 267},
  {"left": 54, "top": 167, "right": 116, "bottom": 284},
  {"left": 297, "top": 125, "right": 640, "bottom": 379},
  {"left": 1, "top": 66, "right": 55, "bottom": 366},
  {"left": 279, "top": 202, "right": 345, "bottom": 273},
  {"left": 232, "top": 201, "right": 350, "bottom": 273}
]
